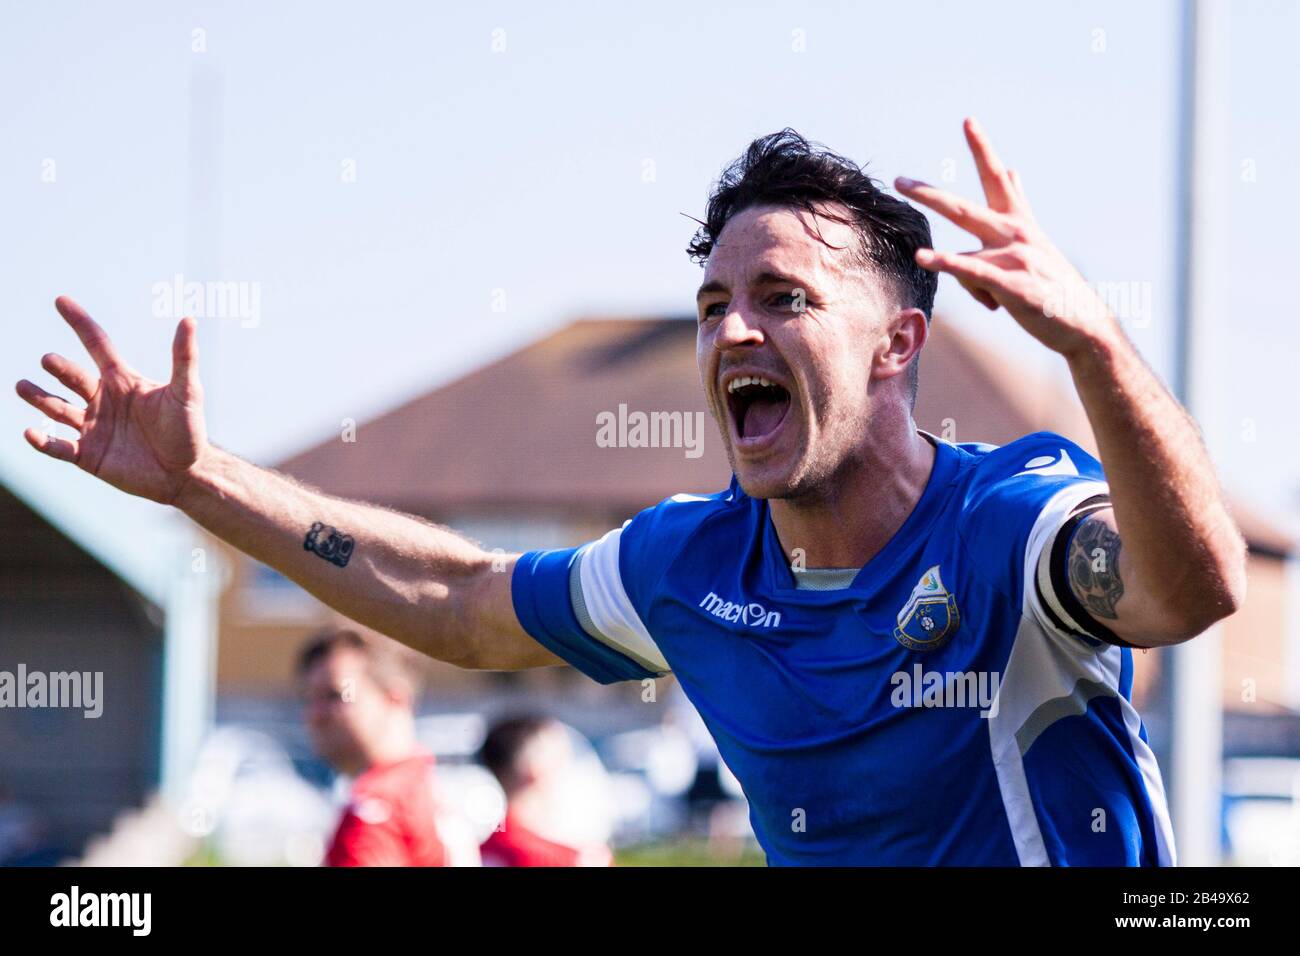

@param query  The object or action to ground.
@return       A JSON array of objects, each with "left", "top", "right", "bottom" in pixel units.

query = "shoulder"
[
  {"left": 351, "top": 753, "right": 435, "bottom": 807},
  {"left": 945, "top": 431, "right": 1110, "bottom": 595},
  {"left": 957, "top": 431, "right": 1105, "bottom": 503},
  {"left": 624, "top": 479, "right": 748, "bottom": 544},
  {"left": 481, "top": 819, "right": 581, "bottom": 867},
  {"left": 605, "top": 480, "right": 750, "bottom": 587},
  {"left": 953, "top": 431, "right": 1108, "bottom": 530}
]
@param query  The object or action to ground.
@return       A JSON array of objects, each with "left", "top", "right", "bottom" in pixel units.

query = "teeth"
[{"left": 727, "top": 375, "right": 777, "bottom": 394}]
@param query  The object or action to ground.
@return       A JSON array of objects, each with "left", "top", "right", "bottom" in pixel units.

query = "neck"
[
  {"left": 768, "top": 420, "right": 936, "bottom": 570},
  {"left": 358, "top": 718, "right": 421, "bottom": 773},
  {"left": 507, "top": 786, "right": 557, "bottom": 837}
]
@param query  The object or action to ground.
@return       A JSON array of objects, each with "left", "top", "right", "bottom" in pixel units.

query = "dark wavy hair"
[
  {"left": 478, "top": 713, "right": 557, "bottom": 792},
  {"left": 687, "top": 129, "right": 938, "bottom": 401}
]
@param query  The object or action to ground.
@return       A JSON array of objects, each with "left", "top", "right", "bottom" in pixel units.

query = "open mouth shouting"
[{"left": 723, "top": 371, "right": 793, "bottom": 452}]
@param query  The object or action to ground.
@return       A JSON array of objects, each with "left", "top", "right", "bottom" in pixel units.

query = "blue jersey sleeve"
[
  {"left": 957, "top": 431, "right": 1115, "bottom": 647},
  {"left": 511, "top": 542, "right": 662, "bottom": 684},
  {"left": 511, "top": 488, "right": 733, "bottom": 684}
]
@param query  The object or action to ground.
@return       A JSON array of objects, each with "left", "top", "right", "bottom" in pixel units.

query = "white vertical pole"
[
  {"left": 1169, "top": 0, "right": 1228, "bottom": 867},
  {"left": 160, "top": 542, "right": 224, "bottom": 801},
  {"left": 159, "top": 62, "right": 224, "bottom": 802}
]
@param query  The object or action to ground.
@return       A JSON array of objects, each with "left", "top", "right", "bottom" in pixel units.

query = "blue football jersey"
[{"left": 511, "top": 430, "right": 1175, "bottom": 866}]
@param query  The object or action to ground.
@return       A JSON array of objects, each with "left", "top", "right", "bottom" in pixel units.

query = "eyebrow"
[{"left": 695, "top": 271, "right": 808, "bottom": 301}]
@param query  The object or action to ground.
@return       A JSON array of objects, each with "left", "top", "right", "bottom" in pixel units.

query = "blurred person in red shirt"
[
  {"left": 298, "top": 628, "right": 478, "bottom": 867},
  {"left": 478, "top": 715, "right": 613, "bottom": 867}
]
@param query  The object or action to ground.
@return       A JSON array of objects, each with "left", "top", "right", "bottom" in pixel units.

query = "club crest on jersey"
[{"left": 893, "top": 565, "right": 960, "bottom": 651}]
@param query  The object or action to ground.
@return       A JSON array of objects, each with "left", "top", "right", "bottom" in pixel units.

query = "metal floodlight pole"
[{"left": 1167, "top": 0, "right": 1228, "bottom": 867}]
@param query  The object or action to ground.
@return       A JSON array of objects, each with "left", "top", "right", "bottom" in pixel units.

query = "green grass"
[
  {"left": 185, "top": 837, "right": 766, "bottom": 867},
  {"left": 615, "top": 839, "right": 765, "bottom": 867}
]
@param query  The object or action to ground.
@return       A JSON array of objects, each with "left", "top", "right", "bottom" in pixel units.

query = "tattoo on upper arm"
[
  {"left": 305, "top": 521, "right": 354, "bottom": 568},
  {"left": 1067, "top": 516, "right": 1124, "bottom": 620}
]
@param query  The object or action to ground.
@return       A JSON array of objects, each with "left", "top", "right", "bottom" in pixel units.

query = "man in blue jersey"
[{"left": 19, "top": 119, "right": 1246, "bottom": 865}]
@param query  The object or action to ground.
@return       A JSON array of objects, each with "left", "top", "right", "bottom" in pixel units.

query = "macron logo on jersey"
[
  {"left": 699, "top": 592, "right": 782, "bottom": 628},
  {"left": 1014, "top": 448, "right": 1079, "bottom": 478}
]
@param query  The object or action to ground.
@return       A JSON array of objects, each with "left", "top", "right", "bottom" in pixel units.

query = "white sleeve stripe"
[
  {"left": 1035, "top": 495, "right": 1112, "bottom": 641},
  {"left": 574, "top": 527, "right": 670, "bottom": 675},
  {"left": 1024, "top": 481, "right": 1111, "bottom": 644}
]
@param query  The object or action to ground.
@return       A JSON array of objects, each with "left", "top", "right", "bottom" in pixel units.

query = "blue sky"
[{"left": 2, "top": 0, "right": 1296, "bottom": 582}]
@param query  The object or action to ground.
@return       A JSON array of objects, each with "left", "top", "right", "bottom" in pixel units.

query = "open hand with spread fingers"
[
  {"left": 15, "top": 296, "right": 209, "bottom": 505},
  {"left": 895, "top": 117, "right": 1120, "bottom": 359}
]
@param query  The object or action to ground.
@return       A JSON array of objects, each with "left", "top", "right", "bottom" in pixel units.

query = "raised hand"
[
  {"left": 15, "top": 296, "right": 209, "bottom": 505},
  {"left": 895, "top": 117, "right": 1119, "bottom": 358}
]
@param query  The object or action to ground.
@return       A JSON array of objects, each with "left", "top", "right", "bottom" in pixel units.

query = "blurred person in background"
[
  {"left": 664, "top": 688, "right": 752, "bottom": 855},
  {"left": 298, "top": 628, "right": 479, "bottom": 866},
  {"left": 478, "top": 715, "right": 612, "bottom": 867}
]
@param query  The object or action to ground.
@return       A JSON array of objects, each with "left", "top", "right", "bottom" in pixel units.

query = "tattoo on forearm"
[
  {"left": 1068, "top": 517, "right": 1124, "bottom": 620},
  {"left": 305, "top": 521, "right": 354, "bottom": 568}
]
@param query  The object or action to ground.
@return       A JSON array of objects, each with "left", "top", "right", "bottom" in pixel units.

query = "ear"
[
  {"left": 383, "top": 680, "right": 415, "bottom": 710},
  {"left": 872, "top": 307, "right": 929, "bottom": 383}
]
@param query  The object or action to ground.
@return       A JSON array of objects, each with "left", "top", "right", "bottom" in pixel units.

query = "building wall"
[
  {"left": 0, "top": 490, "right": 163, "bottom": 860},
  {"left": 1222, "top": 551, "right": 1292, "bottom": 713}
]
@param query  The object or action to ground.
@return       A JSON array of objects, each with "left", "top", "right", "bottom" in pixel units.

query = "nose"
[{"left": 714, "top": 301, "right": 765, "bottom": 352}]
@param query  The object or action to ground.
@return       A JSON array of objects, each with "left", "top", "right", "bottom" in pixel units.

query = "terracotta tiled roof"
[{"left": 277, "top": 318, "right": 727, "bottom": 517}]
